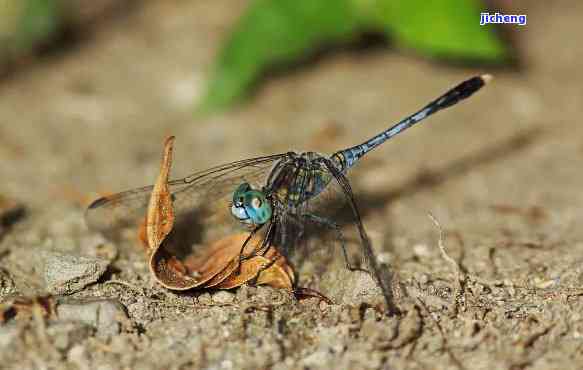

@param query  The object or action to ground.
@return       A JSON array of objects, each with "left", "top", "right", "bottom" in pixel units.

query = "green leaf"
[
  {"left": 0, "top": 0, "right": 61, "bottom": 60},
  {"left": 197, "top": 0, "right": 363, "bottom": 114},
  {"left": 199, "top": 0, "right": 509, "bottom": 114},
  {"left": 18, "top": 0, "right": 61, "bottom": 51},
  {"left": 372, "top": 0, "right": 508, "bottom": 61}
]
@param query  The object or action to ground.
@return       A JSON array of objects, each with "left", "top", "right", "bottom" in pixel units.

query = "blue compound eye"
[
  {"left": 230, "top": 183, "right": 271, "bottom": 225},
  {"left": 230, "top": 183, "right": 272, "bottom": 225},
  {"left": 233, "top": 183, "right": 251, "bottom": 205}
]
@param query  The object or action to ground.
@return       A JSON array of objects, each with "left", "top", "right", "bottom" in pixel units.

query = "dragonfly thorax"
[
  {"left": 230, "top": 183, "right": 273, "bottom": 226},
  {"left": 267, "top": 152, "right": 334, "bottom": 207}
]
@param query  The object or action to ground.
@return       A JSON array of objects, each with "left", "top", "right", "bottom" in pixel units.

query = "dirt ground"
[{"left": 1, "top": 1, "right": 583, "bottom": 369}]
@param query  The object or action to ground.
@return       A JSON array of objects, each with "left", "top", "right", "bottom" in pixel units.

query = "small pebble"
[
  {"left": 197, "top": 292, "right": 212, "bottom": 305},
  {"left": 57, "top": 299, "right": 127, "bottom": 337},
  {"left": 321, "top": 269, "right": 383, "bottom": 306},
  {"left": 68, "top": 345, "right": 90, "bottom": 370},
  {"left": 417, "top": 272, "right": 430, "bottom": 285},
  {"left": 534, "top": 277, "right": 559, "bottom": 289},
  {"left": 212, "top": 290, "right": 235, "bottom": 305},
  {"left": 43, "top": 252, "right": 109, "bottom": 294},
  {"left": 412, "top": 243, "right": 431, "bottom": 258},
  {"left": 46, "top": 322, "right": 93, "bottom": 351},
  {"left": 0, "top": 324, "right": 20, "bottom": 349}
]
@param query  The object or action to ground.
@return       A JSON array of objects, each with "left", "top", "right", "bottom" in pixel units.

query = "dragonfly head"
[{"left": 231, "top": 183, "right": 272, "bottom": 226}]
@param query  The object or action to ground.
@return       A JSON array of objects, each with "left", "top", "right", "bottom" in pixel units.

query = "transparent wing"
[
  {"left": 280, "top": 164, "right": 361, "bottom": 274},
  {"left": 275, "top": 157, "right": 395, "bottom": 311},
  {"left": 266, "top": 157, "right": 358, "bottom": 270},
  {"left": 318, "top": 158, "right": 396, "bottom": 312},
  {"left": 85, "top": 153, "right": 289, "bottom": 240}
]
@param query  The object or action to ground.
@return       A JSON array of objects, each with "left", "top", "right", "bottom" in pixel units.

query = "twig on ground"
[{"left": 428, "top": 213, "right": 465, "bottom": 316}]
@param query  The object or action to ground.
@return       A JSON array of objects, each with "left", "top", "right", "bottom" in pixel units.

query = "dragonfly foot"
[{"left": 293, "top": 287, "right": 333, "bottom": 305}]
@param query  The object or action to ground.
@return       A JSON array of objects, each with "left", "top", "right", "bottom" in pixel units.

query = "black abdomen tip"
[
  {"left": 456, "top": 75, "right": 490, "bottom": 99},
  {"left": 436, "top": 74, "right": 491, "bottom": 109}
]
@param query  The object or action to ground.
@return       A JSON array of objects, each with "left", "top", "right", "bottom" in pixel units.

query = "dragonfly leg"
[
  {"left": 236, "top": 218, "right": 279, "bottom": 275},
  {"left": 304, "top": 213, "right": 366, "bottom": 272},
  {"left": 236, "top": 225, "right": 264, "bottom": 275},
  {"left": 247, "top": 252, "right": 279, "bottom": 286},
  {"left": 281, "top": 212, "right": 306, "bottom": 245},
  {"left": 293, "top": 287, "right": 333, "bottom": 304}
]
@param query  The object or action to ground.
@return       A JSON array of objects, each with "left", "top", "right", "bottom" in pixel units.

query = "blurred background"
[
  {"left": 1, "top": 0, "right": 580, "bottom": 226},
  {"left": 1, "top": 0, "right": 583, "bottom": 368},
  {"left": 2, "top": 0, "right": 571, "bottom": 206}
]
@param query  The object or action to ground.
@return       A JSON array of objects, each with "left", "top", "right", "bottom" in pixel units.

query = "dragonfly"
[{"left": 86, "top": 75, "right": 490, "bottom": 313}]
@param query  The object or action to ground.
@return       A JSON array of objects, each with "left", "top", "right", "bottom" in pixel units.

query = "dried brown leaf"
[
  {"left": 143, "top": 136, "right": 295, "bottom": 292},
  {"left": 200, "top": 234, "right": 294, "bottom": 290},
  {"left": 195, "top": 233, "right": 265, "bottom": 288},
  {"left": 145, "top": 136, "right": 175, "bottom": 254},
  {"left": 137, "top": 216, "right": 149, "bottom": 250},
  {"left": 243, "top": 256, "right": 294, "bottom": 290}
]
